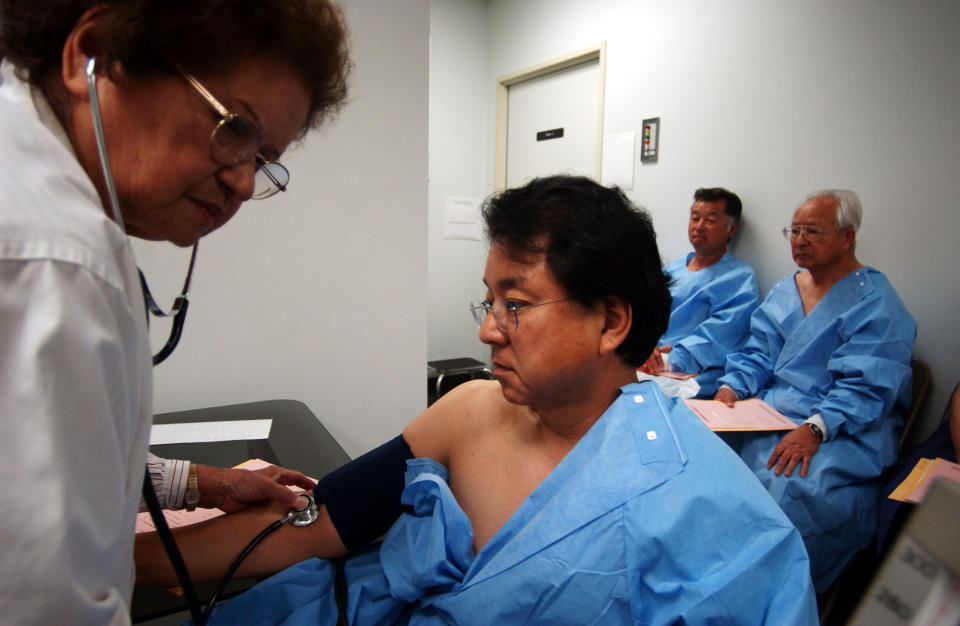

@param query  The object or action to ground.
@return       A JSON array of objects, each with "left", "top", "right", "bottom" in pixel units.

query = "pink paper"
[
  {"left": 683, "top": 398, "right": 797, "bottom": 431},
  {"left": 905, "top": 458, "right": 960, "bottom": 504}
]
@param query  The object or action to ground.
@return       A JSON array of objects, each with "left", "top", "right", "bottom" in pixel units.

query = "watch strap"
[{"left": 185, "top": 462, "right": 200, "bottom": 511}]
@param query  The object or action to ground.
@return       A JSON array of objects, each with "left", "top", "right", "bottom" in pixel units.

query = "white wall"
[
  {"left": 427, "top": 0, "right": 491, "bottom": 364},
  {"left": 428, "top": 0, "right": 960, "bottom": 443},
  {"left": 134, "top": 0, "right": 430, "bottom": 458}
]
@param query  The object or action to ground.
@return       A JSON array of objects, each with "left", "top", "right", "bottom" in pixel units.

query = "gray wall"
[
  {"left": 135, "top": 0, "right": 430, "bottom": 458},
  {"left": 428, "top": 0, "right": 491, "bottom": 365},
  {"left": 428, "top": 0, "right": 960, "bottom": 444}
]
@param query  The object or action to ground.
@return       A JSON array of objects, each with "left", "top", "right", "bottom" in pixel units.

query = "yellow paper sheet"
[{"left": 888, "top": 457, "right": 960, "bottom": 503}]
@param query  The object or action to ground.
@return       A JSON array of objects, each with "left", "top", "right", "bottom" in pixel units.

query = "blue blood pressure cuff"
[{"left": 313, "top": 434, "right": 414, "bottom": 551}]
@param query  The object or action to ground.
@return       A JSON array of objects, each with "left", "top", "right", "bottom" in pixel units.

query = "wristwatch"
[
  {"left": 807, "top": 423, "right": 824, "bottom": 442},
  {"left": 185, "top": 462, "right": 200, "bottom": 511}
]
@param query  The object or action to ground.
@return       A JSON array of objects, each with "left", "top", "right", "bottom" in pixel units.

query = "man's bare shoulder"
[{"left": 403, "top": 379, "right": 517, "bottom": 463}]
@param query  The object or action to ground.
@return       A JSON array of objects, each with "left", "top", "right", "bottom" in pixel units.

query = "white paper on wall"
[
  {"left": 443, "top": 195, "right": 483, "bottom": 240},
  {"left": 600, "top": 131, "right": 636, "bottom": 190}
]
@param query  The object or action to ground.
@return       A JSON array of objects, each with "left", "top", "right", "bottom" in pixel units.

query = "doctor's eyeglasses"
[
  {"left": 178, "top": 69, "right": 289, "bottom": 200},
  {"left": 470, "top": 298, "right": 571, "bottom": 333}
]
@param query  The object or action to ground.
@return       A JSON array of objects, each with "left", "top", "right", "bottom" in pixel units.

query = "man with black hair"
[
  {"left": 138, "top": 176, "right": 816, "bottom": 624},
  {"left": 639, "top": 187, "right": 758, "bottom": 397}
]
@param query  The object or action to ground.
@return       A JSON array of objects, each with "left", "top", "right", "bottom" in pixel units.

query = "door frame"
[{"left": 494, "top": 42, "right": 607, "bottom": 191}]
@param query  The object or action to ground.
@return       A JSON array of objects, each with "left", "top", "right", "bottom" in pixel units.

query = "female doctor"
[{"left": 0, "top": 1, "right": 351, "bottom": 622}]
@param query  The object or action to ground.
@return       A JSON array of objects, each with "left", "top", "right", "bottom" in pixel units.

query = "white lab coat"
[{"left": 0, "top": 60, "right": 153, "bottom": 624}]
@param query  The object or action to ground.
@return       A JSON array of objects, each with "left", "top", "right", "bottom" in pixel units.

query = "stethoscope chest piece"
[{"left": 288, "top": 493, "right": 320, "bottom": 527}]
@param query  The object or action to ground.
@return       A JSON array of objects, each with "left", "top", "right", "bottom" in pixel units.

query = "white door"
[
  {"left": 506, "top": 60, "right": 600, "bottom": 187},
  {"left": 495, "top": 44, "right": 606, "bottom": 190}
]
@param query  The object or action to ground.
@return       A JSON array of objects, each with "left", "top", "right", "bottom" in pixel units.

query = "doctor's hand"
[
  {"left": 713, "top": 387, "right": 738, "bottom": 408},
  {"left": 196, "top": 464, "right": 317, "bottom": 513},
  {"left": 766, "top": 427, "right": 820, "bottom": 478},
  {"left": 638, "top": 345, "right": 671, "bottom": 375}
]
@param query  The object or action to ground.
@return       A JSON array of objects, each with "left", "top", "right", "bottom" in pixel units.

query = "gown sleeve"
[
  {"left": 669, "top": 263, "right": 759, "bottom": 374},
  {"left": 814, "top": 290, "right": 915, "bottom": 438},
  {"left": 716, "top": 285, "right": 785, "bottom": 398}
]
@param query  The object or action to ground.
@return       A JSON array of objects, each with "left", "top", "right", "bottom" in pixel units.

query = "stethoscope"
[
  {"left": 85, "top": 57, "right": 318, "bottom": 624},
  {"left": 84, "top": 55, "right": 196, "bottom": 366}
]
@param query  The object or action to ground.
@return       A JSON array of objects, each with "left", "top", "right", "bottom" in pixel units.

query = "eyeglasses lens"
[
  {"left": 470, "top": 301, "right": 518, "bottom": 332},
  {"left": 253, "top": 162, "right": 290, "bottom": 199},
  {"left": 210, "top": 114, "right": 261, "bottom": 165},
  {"left": 470, "top": 303, "right": 488, "bottom": 326},
  {"left": 784, "top": 226, "right": 825, "bottom": 241}
]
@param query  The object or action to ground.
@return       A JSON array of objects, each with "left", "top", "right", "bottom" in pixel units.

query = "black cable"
[
  {"left": 201, "top": 515, "right": 291, "bottom": 623},
  {"left": 141, "top": 471, "right": 206, "bottom": 625},
  {"left": 138, "top": 269, "right": 189, "bottom": 366},
  {"left": 152, "top": 299, "right": 188, "bottom": 365},
  {"left": 144, "top": 473, "right": 296, "bottom": 625},
  {"left": 333, "top": 556, "right": 349, "bottom": 626}
]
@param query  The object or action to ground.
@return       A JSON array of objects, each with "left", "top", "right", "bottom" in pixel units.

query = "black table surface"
[{"left": 132, "top": 399, "right": 351, "bottom": 623}]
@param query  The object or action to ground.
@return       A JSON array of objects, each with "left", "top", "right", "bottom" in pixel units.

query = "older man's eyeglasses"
[
  {"left": 781, "top": 225, "right": 842, "bottom": 242},
  {"left": 470, "top": 298, "right": 570, "bottom": 332},
  {"left": 178, "top": 69, "right": 289, "bottom": 200}
]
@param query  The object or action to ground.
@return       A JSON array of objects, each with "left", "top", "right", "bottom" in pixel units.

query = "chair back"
[{"left": 898, "top": 358, "right": 932, "bottom": 454}]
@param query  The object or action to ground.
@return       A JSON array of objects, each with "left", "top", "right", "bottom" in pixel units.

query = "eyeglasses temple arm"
[{"left": 176, "top": 64, "right": 232, "bottom": 118}]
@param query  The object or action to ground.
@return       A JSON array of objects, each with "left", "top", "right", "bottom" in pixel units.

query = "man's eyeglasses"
[
  {"left": 470, "top": 298, "right": 570, "bottom": 332},
  {"left": 781, "top": 225, "right": 842, "bottom": 242},
  {"left": 178, "top": 69, "right": 289, "bottom": 200}
]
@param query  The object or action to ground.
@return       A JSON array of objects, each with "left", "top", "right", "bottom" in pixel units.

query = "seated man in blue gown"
[
  {"left": 638, "top": 187, "right": 759, "bottom": 397},
  {"left": 136, "top": 176, "right": 817, "bottom": 624},
  {"left": 714, "top": 189, "right": 917, "bottom": 594}
]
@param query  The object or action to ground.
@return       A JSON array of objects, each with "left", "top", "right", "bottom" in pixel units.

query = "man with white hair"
[
  {"left": 714, "top": 190, "right": 916, "bottom": 593},
  {"left": 639, "top": 187, "right": 758, "bottom": 397}
]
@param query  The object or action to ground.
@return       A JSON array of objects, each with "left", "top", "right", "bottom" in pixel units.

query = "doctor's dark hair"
[
  {"left": 482, "top": 175, "right": 672, "bottom": 366},
  {"left": 0, "top": 0, "right": 351, "bottom": 134},
  {"left": 693, "top": 187, "right": 742, "bottom": 227}
]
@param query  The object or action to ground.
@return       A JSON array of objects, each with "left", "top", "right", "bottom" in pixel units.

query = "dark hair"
[
  {"left": 693, "top": 187, "right": 742, "bottom": 225},
  {"left": 0, "top": 0, "right": 351, "bottom": 134},
  {"left": 482, "top": 175, "right": 671, "bottom": 366}
]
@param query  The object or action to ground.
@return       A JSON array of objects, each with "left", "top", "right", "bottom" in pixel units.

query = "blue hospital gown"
[
  {"left": 207, "top": 383, "right": 816, "bottom": 625},
  {"left": 717, "top": 266, "right": 916, "bottom": 593},
  {"left": 661, "top": 252, "right": 759, "bottom": 397}
]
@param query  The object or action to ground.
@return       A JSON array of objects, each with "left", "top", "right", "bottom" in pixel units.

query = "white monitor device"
[{"left": 849, "top": 479, "right": 960, "bottom": 625}]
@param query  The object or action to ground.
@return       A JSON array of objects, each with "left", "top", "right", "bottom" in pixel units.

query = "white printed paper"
[{"left": 149, "top": 419, "right": 273, "bottom": 445}]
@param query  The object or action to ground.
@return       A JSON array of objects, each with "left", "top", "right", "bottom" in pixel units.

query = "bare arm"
[
  {"left": 135, "top": 496, "right": 346, "bottom": 586},
  {"left": 137, "top": 381, "right": 491, "bottom": 587}
]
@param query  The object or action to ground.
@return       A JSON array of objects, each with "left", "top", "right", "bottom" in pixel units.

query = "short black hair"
[
  {"left": 482, "top": 175, "right": 671, "bottom": 366},
  {"left": 693, "top": 187, "right": 742, "bottom": 225}
]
